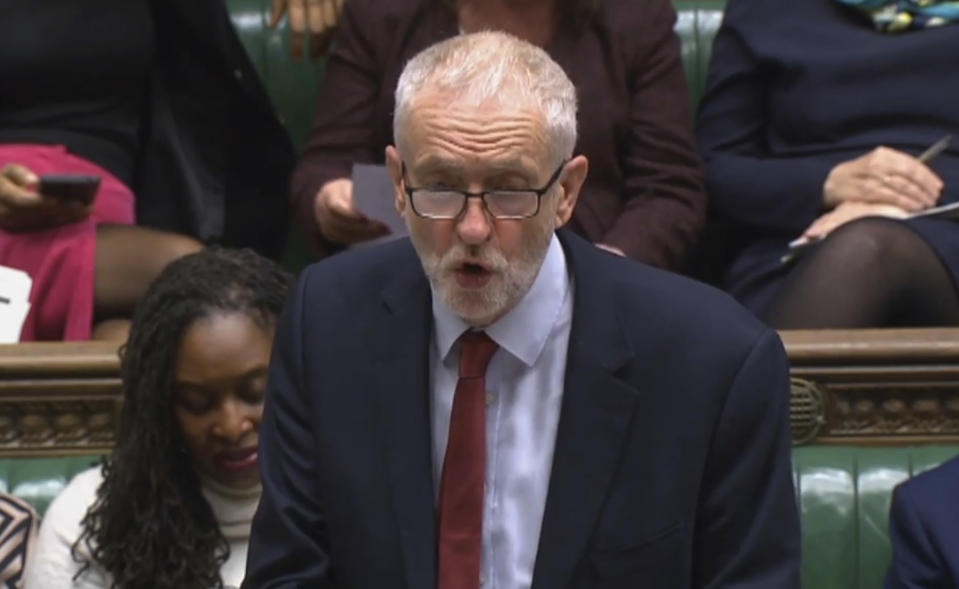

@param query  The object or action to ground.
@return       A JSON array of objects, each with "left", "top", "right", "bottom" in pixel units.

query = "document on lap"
[{"left": 351, "top": 163, "right": 408, "bottom": 247}]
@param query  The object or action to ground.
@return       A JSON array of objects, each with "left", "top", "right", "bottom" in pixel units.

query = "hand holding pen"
[{"left": 782, "top": 135, "right": 951, "bottom": 263}]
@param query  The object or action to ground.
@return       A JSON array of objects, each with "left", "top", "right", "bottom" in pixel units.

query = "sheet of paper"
[
  {"left": 0, "top": 265, "right": 32, "bottom": 343},
  {"left": 909, "top": 201, "right": 959, "bottom": 220},
  {"left": 351, "top": 164, "right": 407, "bottom": 247}
]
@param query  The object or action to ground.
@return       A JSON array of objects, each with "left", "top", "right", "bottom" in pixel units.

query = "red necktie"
[{"left": 437, "top": 331, "right": 499, "bottom": 589}]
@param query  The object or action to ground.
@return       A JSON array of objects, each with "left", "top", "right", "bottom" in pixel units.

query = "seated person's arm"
[
  {"left": 695, "top": 0, "right": 837, "bottom": 236},
  {"left": 290, "top": 0, "right": 387, "bottom": 257},
  {"left": 693, "top": 329, "right": 800, "bottom": 587},
  {"left": 697, "top": 0, "right": 942, "bottom": 239},
  {"left": 269, "top": 0, "right": 344, "bottom": 61},
  {"left": 885, "top": 484, "right": 950, "bottom": 588},
  {"left": 25, "top": 471, "right": 107, "bottom": 589},
  {"left": 601, "top": 0, "right": 706, "bottom": 270},
  {"left": 243, "top": 276, "right": 335, "bottom": 588}
]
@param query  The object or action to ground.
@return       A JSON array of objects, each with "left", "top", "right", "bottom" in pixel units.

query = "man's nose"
[
  {"left": 456, "top": 198, "right": 492, "bottom": 245},
  {"left": 212, "top": 400, "right": 253, "bottom": 443}
]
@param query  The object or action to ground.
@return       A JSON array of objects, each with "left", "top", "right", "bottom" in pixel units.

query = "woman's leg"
[
  {"left": 763, "top": 218, "right": 959, "bottom": 329},
  {"left": 94, "top": 225, "right": 203, "bottom": 325}
]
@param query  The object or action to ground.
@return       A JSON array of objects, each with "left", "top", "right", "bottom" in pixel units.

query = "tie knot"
[{"left": 458, "top": 331, "right": 499, "bottom": 378}]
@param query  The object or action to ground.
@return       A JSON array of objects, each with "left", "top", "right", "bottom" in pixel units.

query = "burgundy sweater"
[{"left": 292, "top": 0, "right": 705, "bottom": 269}]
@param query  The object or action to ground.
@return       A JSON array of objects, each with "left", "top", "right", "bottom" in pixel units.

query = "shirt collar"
[{"left": 432, "top": 234, "right": 570, "bottom": 368}]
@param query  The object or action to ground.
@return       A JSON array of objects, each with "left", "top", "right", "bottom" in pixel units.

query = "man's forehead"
[
  {"left": 410, "top": 153, "right": 541, "bottom": 174},
  {"left": 408, "top": 88, "right": 545, "bottom": 123}
]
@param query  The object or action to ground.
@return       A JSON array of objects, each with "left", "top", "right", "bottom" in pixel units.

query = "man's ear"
[
  {"left": 385, "top": 145, "right": 407, "bottom": 215},
  {"left": 553, "top": 155, "right": 588, "bottom": 228}
]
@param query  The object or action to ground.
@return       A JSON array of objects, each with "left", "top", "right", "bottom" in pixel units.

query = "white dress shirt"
[{"left": 430, "top": 234, "right": 574, "bottom": 589}]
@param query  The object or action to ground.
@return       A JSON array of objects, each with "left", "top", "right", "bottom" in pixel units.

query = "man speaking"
[{"left": 243, "top": 32, "right": 799, "bottom": 589}]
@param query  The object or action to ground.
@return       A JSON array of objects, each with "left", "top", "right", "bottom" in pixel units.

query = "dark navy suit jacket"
[
  {"left": 886, "top": 455, "right": 959, "bottom": 588},
  {"left": 242, "top": 230, "right": 800, "bottom": 588}
]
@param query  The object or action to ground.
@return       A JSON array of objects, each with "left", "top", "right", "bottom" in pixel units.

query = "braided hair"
[{"left": 73, "top": 248, "right": 292, "bottom": 589}]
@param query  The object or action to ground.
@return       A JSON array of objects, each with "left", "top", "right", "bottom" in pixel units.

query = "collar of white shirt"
[{"left": 432, "top": 234, "right": 570, "bottom": 368}]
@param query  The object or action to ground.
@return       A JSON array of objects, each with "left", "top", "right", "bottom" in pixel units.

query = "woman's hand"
[
  {"left": 269, "top": 0, "right": 344, "bottom": 61},
  {"left": 802, "top": 200, "right": 909, "bottom": 242},
  {"left": 313, "top": 178, "right": 389, "bottom": 245},
  {"left": 823, "top": 146, "right": 943, "bottom": 212},
  {"left": 0, "top": 164, "right": 92, "bottom": 232}
]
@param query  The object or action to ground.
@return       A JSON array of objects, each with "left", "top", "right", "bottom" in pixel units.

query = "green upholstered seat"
[
  {"left": 793, "top": 446, "right": 959, "bottom": 588},
  {"left": 0, "top": 456, "right": 103, "bottom": 517},
  {"left": 5, "top": 445, "right": 959, "bottom": 587}
]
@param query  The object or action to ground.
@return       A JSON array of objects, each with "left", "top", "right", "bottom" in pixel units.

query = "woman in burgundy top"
[{"left": 291, "top": 0, "right": 706, "bottom": 270}]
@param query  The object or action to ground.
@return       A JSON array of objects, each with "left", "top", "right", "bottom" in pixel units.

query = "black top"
[{"left": 0, "top": 0, "right": 154, "bottom": 184}]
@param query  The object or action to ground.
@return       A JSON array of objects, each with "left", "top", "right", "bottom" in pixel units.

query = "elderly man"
[{"left": 244, "top": 32, "right": 799, "bottom": 589}]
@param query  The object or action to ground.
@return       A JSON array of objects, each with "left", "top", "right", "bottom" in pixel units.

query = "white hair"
[{"left": 393, "top": 31, "right": 578, "bottom": 163}]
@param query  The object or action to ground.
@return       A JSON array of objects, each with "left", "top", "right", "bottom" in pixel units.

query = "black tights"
[{"left": 764, "top": 218, "right": 959, "bottom": 329}]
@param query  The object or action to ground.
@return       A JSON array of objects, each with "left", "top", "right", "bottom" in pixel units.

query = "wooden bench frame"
[{"left": 2, "top": 329, "right": 959, "bottom": 457}]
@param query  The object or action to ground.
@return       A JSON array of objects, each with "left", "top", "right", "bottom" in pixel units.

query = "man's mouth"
[{"left": 453, "top": 261, "right": 494, "bottom": 288}]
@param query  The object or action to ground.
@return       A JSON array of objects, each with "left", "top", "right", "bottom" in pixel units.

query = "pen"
[{"left": 918, "top": 134, "right": 951, "bottom": 163}]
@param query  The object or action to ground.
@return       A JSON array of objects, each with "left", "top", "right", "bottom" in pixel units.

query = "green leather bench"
[
  {"left": 2, "top": 7, "right": 957, "bottom": 589},
  {"left": 4, "top": 446, "right": 957, "bottom": 588}
]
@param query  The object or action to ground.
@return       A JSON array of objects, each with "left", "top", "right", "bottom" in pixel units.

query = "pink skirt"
[{"left": 0, "top": 144, "right": 135, "bottom": 341}]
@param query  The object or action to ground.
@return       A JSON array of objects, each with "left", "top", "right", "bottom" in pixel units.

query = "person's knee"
[
  {"left": 817, "top": 218, "right": 904, "bottom": 271},
  {"left": 157, "top": 233, "right": 204, "bottom": 265}
]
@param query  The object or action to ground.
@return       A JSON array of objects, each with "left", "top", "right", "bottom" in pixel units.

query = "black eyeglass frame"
[{"left": 401, "top": 160, "right": 568, "bottom": 220}]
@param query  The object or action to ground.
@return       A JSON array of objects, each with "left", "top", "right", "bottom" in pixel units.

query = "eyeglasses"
[{"left": 401, "top": 161, "right": 567, "bottom": 220}]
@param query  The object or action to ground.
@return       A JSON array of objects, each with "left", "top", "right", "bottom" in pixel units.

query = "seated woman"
[
  {"left": 0, "top": 0, "right": 294, "bottom": 341},
  {"left": 697, "top": 0, "right": 959, "bottom": 328},
  {"left": 25, "top": 248, "right": 291, "bottom": 589},
  {"left": 290, "top": 0, "right": 706, "bottom": 270}
]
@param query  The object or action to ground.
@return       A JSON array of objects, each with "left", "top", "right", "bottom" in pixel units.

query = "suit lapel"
[
  {"left": 374, "top": 249, "right": 437, "bottom": 589},
  {"left": 531, "top": 234, "right": 642, "bottom": 589}
]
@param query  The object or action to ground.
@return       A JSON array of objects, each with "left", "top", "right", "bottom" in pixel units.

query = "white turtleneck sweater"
[{"left": 24, "top": 466, "right": 260, "bottom": 589}]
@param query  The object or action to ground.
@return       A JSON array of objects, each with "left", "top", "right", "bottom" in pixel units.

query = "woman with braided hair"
[{"left": 25, "top": 248, "right": 292, "bottom": 589}]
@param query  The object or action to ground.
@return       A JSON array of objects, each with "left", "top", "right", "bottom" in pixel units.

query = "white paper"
[{"left": 0, "top": 265, "right": 33, "bottom": 343}]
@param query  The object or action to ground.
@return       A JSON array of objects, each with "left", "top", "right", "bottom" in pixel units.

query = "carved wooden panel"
[
  {"left": 3, "top": 330, "right": 959, "bottom": 454},
  {"left": 783, "top": 328, "right": 959, "bottom": 445},
  {"left": 0, "top": 343, "right": 121, "bottom": 457}
]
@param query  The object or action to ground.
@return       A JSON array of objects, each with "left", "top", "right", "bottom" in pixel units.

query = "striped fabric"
[
  {"left": 0, "top": 495, "right": 38, "bottom": 589},
  {"left": 837, "top": 0, "right": 959, "bottom": 31}
]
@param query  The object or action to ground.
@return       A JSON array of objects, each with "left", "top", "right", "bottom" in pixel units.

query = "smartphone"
[{"left": 38, "top": 174, "right": 101, "bottom": 205}]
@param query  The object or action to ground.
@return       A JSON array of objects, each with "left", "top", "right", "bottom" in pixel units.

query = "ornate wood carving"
[
  {"left": 3, "top": 330, "right": 959, "bottom": 454},
  {"left": 783, "top": 328, "right": 959, "bottom": 445},
  {"left": 0, "top": 343, "right": 121, "bottom": 457}
]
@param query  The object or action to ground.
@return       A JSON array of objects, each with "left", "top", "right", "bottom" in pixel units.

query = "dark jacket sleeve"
[
  {"left": 242, "top": 275, "right": 335, "bottom": 588},
  {"left": 884, "top": 484, "right": 951, "bottom": 588},
  {"left": 695, "top": 0, "right": 833, "bottom": 234},
  {"left": 602, "top": 0, "right": 706, "bottom": 268},
  {"left": 694, "top": 328, "right": 800, "bottom": 588},
  {"left": 289, "top": 0, "right": 383, "bottom": 258}
]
